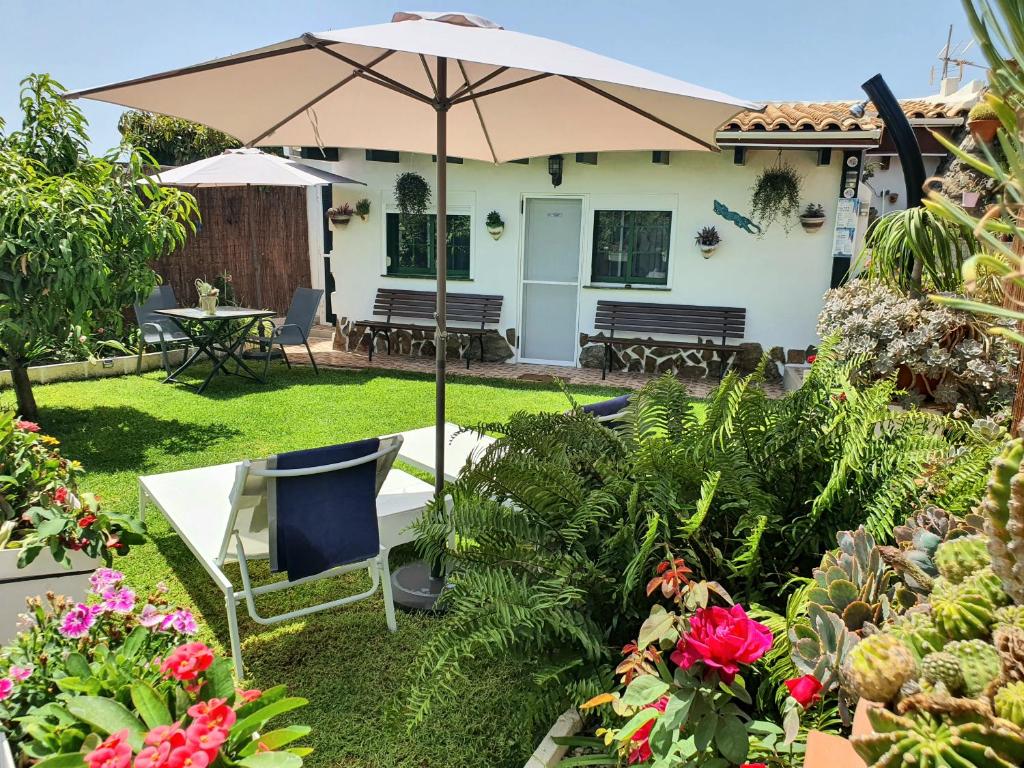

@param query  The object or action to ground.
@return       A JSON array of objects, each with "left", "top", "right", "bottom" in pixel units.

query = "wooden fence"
[{"left": 155, "top": 186, "right": 312, "bottom": 315}]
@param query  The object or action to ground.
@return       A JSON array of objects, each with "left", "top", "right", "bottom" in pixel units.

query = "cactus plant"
[
  {"left": 844, "top": 634, "right": 917, "bottom": 703},
  {"left": 947, "top": 640, "right": 1001, "bottom": 697},
  {"left": 887, "top": 611, "right": 945, "bottom": 662},
  {"left": 995, "top": 681, "right": 1024, "bottom": 728},
  {"left": 921, "top": 652, "right": 966, "bottom": 695},
  {"left": 935, "top": 535, "right": 992, "bottom": 584},
  {"left": 981, "top": 439, "right": 1024, "bottom": 605},
  {"left": 810, "top": 528, "right": 897, "bottom": 632},
  {"left": 852, "top": 707, "right": 1024, "bottom": 768},
  {"left": 995, "top": 605, "right": 1024, "bottom": 633},
  {"left": 790, "top": 602, "right": 859, "bottom": 692},
  {"left": 930, "top": 573, "right": 1000, "bottom": 640}
]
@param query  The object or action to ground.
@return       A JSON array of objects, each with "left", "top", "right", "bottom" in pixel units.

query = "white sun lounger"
[
  {"left": 394, "top": 422, "right": 495, "bottom": 483},
  {"left": 137, "top": 437, "right": 434, "bottom": 676}
]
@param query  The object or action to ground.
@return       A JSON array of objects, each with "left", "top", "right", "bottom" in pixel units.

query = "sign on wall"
[{"left": 831, "top": 198, "right": 860, "bottom": 261}]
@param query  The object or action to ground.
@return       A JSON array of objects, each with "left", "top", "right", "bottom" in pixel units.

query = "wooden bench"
[
  {"left": 582, "top": 300, "right": 746, "bottom": 380},
  {"left": 357, "top": 288, "right": 503, "bottom": 369}
]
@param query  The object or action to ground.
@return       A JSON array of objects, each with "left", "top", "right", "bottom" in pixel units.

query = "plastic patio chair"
[
  {"left": 247, "top": 287, "right": 324, "bottom": 376},
  {"left": 134, "top": 285, "right": 190, "bottom": 375}
]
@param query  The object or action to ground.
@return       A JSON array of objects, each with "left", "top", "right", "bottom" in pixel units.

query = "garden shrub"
[
  {"left": 407, "top": 350, "right": 1001, "bottom": 724},
  {"left": 817, "top": 279, "right": 1017, "bottom": 411}
]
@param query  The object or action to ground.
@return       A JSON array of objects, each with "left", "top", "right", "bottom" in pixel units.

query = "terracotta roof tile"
[{"left": 724, "top": 99, "right": 971, "bottom": 132}]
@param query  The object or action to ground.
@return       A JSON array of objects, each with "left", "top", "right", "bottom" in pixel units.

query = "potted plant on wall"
[
  {"left": 967, "top": 100, "right": 1000, "bottom": 144},
  {"left": 694, "top": 225, "right": 721, "bottom": 257},
  {"left": 327, "top": 202, "right": 354, "bottom": 226},
  {"left": 486, "top": 210, "right": 504, "bottom": 239},
  {"left": 750, "top": 158, "right": 802, "bottom": 234},
  {"left": 799, "top": 202, "right": 827, "bottom": 232},
  {"left": 394, "top": 171, "right": 431, "bottom": 218},
  {"left": 355, "top": 198, "right": 371, "bottom": 221}
]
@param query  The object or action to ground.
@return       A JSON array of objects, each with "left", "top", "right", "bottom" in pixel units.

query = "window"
[
  {"left": 386, "top": 213, "right": 471, "bottom": 278},
  {"left": 300, "top": 147, "right": 339, "bottom": 161},
  {"left": 366, "top": 149, "right": 400, "bottom": 162},
  {"left": 591, "top": 210, "right": 672, "bottom": 285}
]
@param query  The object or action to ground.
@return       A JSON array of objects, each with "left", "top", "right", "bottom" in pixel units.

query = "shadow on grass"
[{"left": 40, "top": 405, "right": 240, "bottom": 473}]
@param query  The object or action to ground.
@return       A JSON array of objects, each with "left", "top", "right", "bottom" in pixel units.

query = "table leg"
[
  {"left": 196, "top": 318, "right": 265, "bottom": 393},
  {"left": 162, "top": 320, "right": 220, "bottom": 387}
]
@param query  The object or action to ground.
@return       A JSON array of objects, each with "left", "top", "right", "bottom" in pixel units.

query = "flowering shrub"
[
  {"left": 0, "top": 412, "right": 144, "bottom": 566},
  {"left": 816, "top": 280, "right": 1016, "bottom": 409},
  {"left": 1, "top": 570, "right": 310, "bottom": 766},
  {"left": 579, "top": 559, "right": 821, "bottom": 766}
]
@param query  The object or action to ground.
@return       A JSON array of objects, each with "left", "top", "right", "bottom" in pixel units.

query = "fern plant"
[{"left": 406, "top": 347, "right": 1001, "bottom": 724}]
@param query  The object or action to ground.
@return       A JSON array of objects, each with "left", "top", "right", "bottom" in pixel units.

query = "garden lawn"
[{"left": 9, "top": 365, "right": 630, "bottom": 768}]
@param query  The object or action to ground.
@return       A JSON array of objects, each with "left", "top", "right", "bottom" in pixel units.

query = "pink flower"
[
  {"left": 670, "top": 604, "right": 773, "bottom": 684},
  {"left": 85, "top": 729, "right": 132, "bottom": 768},
  {"left": 79, "top": 514, "right": 98, "bottom": 528},
  {"left": 238, "top": 688, "right": 262, "bottom": 703},
  {"left": 166, "top": 747, "right": 209, "bottom": 768},
  {"left": 187, "top": 698, "right": 236, "bottom": 730},
  {"left": 785, "top": 674, "right": 823, "bottom": 709},
  {"left": 185, "top": 720, "right": 228, "bottom": 761},
  {"left": 90, "top": 567, "right": 124, "bottom": 594},
  {"left": 134, "top": 743, "right": 171, "bottom": 768},
  {"left": 102, "top": 587, "right": 136, "bottom": 614},
  {"left": 0, "top": 678, "right": 13, "bottom": 701},
  {"left": 60, "top": 603, "right": 101, "bottom": 639},
  {"left": 161, "top": 609, "right": 198, "bottom": 635},
  {"left": 161, "top": 643, "right": 214, "bottom": 681},
  {"left": 139, "top": 604, "right": 166, "bottom": 628},
  {"left": 144, "top": 724, "right": 186, "bottom": 749},
  {"left": 628, "top": 695, "right": 668, "bottom": 764},
  {"left": 15, "top": 420, "right": 40, "bottom": 432},
  {"left": 9, "top": 665, "right": 32, "bottom": 682},
  {"left": 53, "top": 487, "right": 70, "bottom": 505}
]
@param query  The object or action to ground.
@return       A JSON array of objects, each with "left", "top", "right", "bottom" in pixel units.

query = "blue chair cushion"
[
  {"left": 582, "top": 394, "right": 631, "bottom": 418},
  {"left": 270, "top": 438, "right": 380, "bottom": 581}
]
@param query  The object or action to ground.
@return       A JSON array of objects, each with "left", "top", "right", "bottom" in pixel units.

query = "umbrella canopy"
[
  {"left": 151, "top": 147, "right": 365, "bottom": 187},
  {"left": 67, "top": 11, "right": 758, "bottom": 520},
  {"left": 67, "top": 11, "right": 758, "bottom": 160}
]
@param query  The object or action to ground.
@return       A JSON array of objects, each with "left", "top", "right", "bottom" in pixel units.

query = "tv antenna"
[{"left": 931, "top": 24, "right": 983, "bottom": 85}]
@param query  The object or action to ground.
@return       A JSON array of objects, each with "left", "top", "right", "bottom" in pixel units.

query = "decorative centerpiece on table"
[{"left": 195, "top": 278, "right": 219, "bottom": 315}]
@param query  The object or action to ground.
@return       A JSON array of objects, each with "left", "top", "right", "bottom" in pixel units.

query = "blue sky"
[{"left": 2, "top": 0, "right": 978, "bottom": 151}]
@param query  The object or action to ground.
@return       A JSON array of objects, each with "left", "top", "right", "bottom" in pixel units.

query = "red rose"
[
  {"left": 670, "top": 604, "right": 773, "bottom": 684},
  {"left": 628, "top": 695, "right": 668, "bottom": 764},
  {"left": 79, "top": 515, "right": 98, "bottom": 528},
  {"left": 806, "top": 354, "right": 816, "bottom": 364},
  {"left": 161, "top": 643, "right": 215, "bottom": 681},
  {"left": 785, "top": 674, "right": 823, "bottom": 709},
  {"left": 53, "top": 487, "right": 69, "bottom": 505}
]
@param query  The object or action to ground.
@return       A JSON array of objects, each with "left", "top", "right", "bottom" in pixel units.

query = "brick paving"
[{"left": 283, "top": 328, "right": 784, "bottom": 398}]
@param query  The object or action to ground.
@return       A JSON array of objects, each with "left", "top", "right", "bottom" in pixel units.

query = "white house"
[{"left": 293, "top": 89, "right": 976, "bottom": 375}]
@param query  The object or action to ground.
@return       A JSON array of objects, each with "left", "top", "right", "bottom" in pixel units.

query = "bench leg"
[
  {"left": 367, "top": 328, "right": 374, "bottom": 362},
  {"left": 602, "top": 343, "right": 610, "bottom": 380}
]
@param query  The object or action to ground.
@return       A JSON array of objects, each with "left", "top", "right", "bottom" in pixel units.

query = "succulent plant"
[
  {"left": 886, "top": 611, "right": 945, "bottom": 663},
  {"left": 981, "top": 439, "right": 1024, "bottom": 605},
  {"left": 935, "top": 535, "right": 992, "bottom": 584},
  {"left": 995, "top": 606, "right": 1024, "bottom": 633},
  {"left": 995, "top": 681, "right": 1024, "bottom": 728},
  {"left": 852, "top": 706, "right": 1024, "bottom": 768},
  {"left": 844, "top": 634, "right": 917, "bottom": 703},
  {"left": 921, "top": 652, "right": 966, "bottom": 695},
  {"left": 930, "top": 573, "right": 1000, "bottom": 640},
  {"left": 947, "top": 639, "right": 1002, "bottom": 697},
  {"left": 790, "top": 602, "right": 859, "bottom": 692},
  {"left": 810, "top": 528, "right": 897, "bottom": 632},
  {"left": 994, "top": 626, "right": 1024, "bottom": 684}
]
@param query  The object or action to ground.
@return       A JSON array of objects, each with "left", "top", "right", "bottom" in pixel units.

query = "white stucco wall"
[
  {"left": 863, "top": 154, "right": 944, "bottom": 216},
  {"left": 310, "top": 148, "right": 844, "bottom": 359}
]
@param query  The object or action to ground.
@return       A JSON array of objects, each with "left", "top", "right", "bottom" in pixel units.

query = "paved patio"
[{"left": 282, "top": 326, "right": 784, "bottom": 399}]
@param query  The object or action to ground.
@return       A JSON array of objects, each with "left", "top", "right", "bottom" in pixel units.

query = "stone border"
[
  {"left": 0, "top": 349, "right": 187, "bottom": 387},
  {"left": 523, "top": 708, "right": 583, "bottom": 768}
]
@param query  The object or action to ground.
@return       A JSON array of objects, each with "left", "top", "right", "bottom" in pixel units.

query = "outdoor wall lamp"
[{"left": 548, "top": 154, "right": 563, "bottom": 187}]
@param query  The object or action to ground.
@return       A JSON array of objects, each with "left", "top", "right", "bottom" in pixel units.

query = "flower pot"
[
  {"left": 487, "top": 225, "right": 504, "bottom": 240},
  {"left": 961, "top": 190, "right": 981, "bottom": 208},
  {"left": 969, "top": 118, "right": 1000, "bottom": 144},
  {"left": 330, "top": 213, "right": 352, "bottom": 226},
  {"left": 0, "top": 547, "right": 96, "bottom": 644},
  {"left": 699, "top": 244, "right": 717, "bottom": 258},
  {"left": 800, "top": 215, "right": 827, "bottom": 232},
  {"left": 199, "top": 294, "right": 218, "bottom": 315}
]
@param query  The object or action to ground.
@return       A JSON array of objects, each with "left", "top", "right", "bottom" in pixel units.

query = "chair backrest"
[
  {"left": 284, "top": 287, "right": 324, "bottom": 334},
  {"left": 594, "top": 300, "right": 746, "bottom": 343},
  {"left": 372, "top": 288, "right": 503, "bottom": 329},
  {"left": 581, "top": 394, "right": 632, "bottom": 423},
  {"left": 218, "top": 435, "right": 403, "bottom": 576},
  {"left": 134, "top": 285, "right": 179, "bottom": 330}
]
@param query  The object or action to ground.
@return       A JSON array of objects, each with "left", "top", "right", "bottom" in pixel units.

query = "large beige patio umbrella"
[{"left": 67, "top": 10, "right": 757, "bottom": 603}]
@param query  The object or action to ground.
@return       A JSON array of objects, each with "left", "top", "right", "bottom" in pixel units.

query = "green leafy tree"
[
  {"left": 0, "top": 74, "right": 198, "bottom": 420},
  {"left": 118, "top": 110, "right": 241, "bottom": 165}
]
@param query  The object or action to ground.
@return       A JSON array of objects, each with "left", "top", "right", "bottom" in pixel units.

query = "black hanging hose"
[{"left": 862, "top": 73, "right": 927, "bottom": 209}]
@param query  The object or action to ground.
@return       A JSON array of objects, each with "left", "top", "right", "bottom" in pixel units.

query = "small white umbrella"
[{"left": 152, "top": 148, "right": 364, "bottom": 308}]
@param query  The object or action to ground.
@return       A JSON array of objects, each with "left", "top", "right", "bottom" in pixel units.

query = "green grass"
[{"left": 9, "top": 364, "right": 628, "bottom": 768}]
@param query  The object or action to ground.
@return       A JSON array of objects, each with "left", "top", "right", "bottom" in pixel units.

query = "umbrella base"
[{"left": 391, "top": 560, "right": 447, "bottom": 612}]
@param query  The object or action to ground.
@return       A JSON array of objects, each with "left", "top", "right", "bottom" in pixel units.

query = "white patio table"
[{"left": 393, "top": 422, "right": 495, "bottom": 483}]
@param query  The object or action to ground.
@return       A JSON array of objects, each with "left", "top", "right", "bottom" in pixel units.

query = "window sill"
[
  {"left": 382, "top": 274, "right": 474, "bottom": 282},
  {"left": 583, "top": 283, "right": 670, "bottom": 290}
]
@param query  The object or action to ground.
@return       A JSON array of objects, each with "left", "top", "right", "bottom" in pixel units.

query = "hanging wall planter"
[
  {"left": 355, "top": 198, "right": 371, "bottom": 221},
  {"left": 749, "top": 156, "right": 802, "bottom": 234},
  {"left": 485, "top": 210, "right": 505, "bottom": 240},
  {"left": 327, "top": 203, "right": 354, "bottom": 226},
  {"left": 799, "top": 202, "right": 827, "bottom": 232},
  {"left": 694, "top": 225, "right": 721, "bottom": 258}
]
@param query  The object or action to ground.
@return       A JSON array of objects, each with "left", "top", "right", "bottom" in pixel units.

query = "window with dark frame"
[
  {"left": 300, "top": 147, "right": 339, "bottom": 161},
  {"left": 591, "top": 210, "right": 672, "bottom": 286},
  {"left": 366, "top": 149, "right": 400, "bottom": 162},
  {"left": 385, "top": 212, "right": 471, "bottom": 279}
]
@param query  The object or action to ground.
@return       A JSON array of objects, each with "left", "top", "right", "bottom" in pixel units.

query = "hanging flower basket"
[
  {"left": 327, "top": 204, "right": 354, "bottom": 226},
  {"left": 799, "top": 203, "right": 827, "bottom": 233},
  {"left": 485, "top": 210, "right": 505, "bottom": 240}
]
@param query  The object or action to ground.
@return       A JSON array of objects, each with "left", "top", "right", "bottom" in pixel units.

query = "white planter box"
[
  {"left": 783, "top": 363, "right": 812, "bottom": 393},
  {"left": 0, "top": 349, "right": 187, "bottom": 387},
  {"left": 0, "top": 548, "right": 96, "bottom": 645},
  {"left": 0, "top": 733, "right": 14, "bottom": 768},
  {"left": 524, "top": 708, "right": 583, "bottom": 768}
]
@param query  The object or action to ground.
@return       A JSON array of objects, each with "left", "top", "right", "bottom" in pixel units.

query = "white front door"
[{"left": 519, "top": 197, "right": 583, "bottom": 365}]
